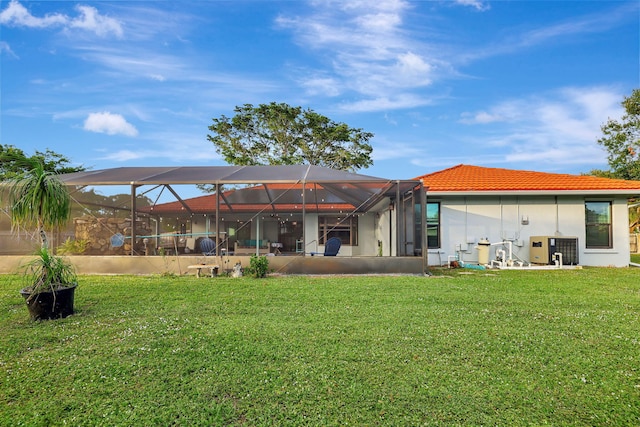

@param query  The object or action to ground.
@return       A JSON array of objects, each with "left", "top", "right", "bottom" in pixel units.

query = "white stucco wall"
[
  {"left": 431, "top": 195, "right": 631, "bottom": 267},
  {"left": 303, "top": 212, "right": 379, "bottom": 256},
  {"left": 351, "top": 213, "right": 376, "bottom": 256},
  {"left": 376, "top": 210, "right": 393, "bottom": 257},
  {"left": 187, "top": 211, "right": 381, "bottom": 257}
]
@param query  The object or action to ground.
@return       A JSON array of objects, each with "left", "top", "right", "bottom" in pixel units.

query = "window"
[
  {"left": 585, "top": 201, "right": 612, "bottom": 248},
  {"left": 427, "top": 202, "right": 440, "bottom": 249},
  {"left": 318, "top": 216, "right": 358, "bottom": 245}
]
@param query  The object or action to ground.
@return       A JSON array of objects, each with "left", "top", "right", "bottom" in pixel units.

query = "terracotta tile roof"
[
  {"left": 146, "top": 199, "right": 354, "bottom": 214},
  {"left": 143, "top": 183, "right": 355, "bottom": 215},
  {"left": 415, "top": 164, "right": 640, "bottom": 193}
]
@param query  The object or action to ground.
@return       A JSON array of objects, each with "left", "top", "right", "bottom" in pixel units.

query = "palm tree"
[
  {"left": 4, "top": 157, "right": 78, "bottom": 319},
  {"left": 5, "top": 158, "right": 71, "bottom": 249}
]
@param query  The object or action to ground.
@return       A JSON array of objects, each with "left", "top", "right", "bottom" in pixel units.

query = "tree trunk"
[{"left": 39, "top": 222, "right": 48, "bottom": 249}]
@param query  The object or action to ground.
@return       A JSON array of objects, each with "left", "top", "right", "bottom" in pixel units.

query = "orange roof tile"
[
  {"left": 415, "top": 164, "right": 640, "bottom": 193},
  {"left": 142, "top": 183, "right": 355, "bottom": 215},
  {"left": 146, "top": 200, "right": 354, "bottom": 214}
]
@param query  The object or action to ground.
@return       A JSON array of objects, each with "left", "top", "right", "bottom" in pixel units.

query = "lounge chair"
[{"left": 311, "top": 237, "right": 341, "bottom": 256}]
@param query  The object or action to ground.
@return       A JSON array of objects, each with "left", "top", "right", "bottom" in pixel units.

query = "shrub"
[
  {"left": 245, "top": 255, "right": 269, "bottom": 278},
  {"left": 57, "top": 237, "right": 89, "bottom": 255},
  {"left": 21, "top": 246, "right": 77, "bottom": 293}
]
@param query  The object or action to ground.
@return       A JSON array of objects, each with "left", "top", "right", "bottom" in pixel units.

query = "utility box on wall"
[{"left": 530, "top": 236, "right": 579, "bottom": 265}]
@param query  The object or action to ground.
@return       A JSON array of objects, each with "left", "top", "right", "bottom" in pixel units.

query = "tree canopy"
[
  {"left": 207, "top": 103, "right": 374, "bottom": 172},
  {"left": 0, "top": 145, "right": 85, "bottom": 180},
  {"left": 593, "top": 89, "right": 640, "bottom": 180}
]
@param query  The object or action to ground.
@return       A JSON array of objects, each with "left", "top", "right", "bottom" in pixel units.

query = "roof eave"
[{"left": 425, "top": 190, "right": 640, "bottom": 197}]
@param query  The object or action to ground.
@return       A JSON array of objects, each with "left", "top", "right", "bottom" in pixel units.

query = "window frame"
[
  {"left": 585, "top": 201, "right": 612, "bottom": 249},
  {"left": 426, "top": 202, "right": 441, "bottom": 249},
  {"left": 318, "top": 215, "right": 358, "bottom": 246}
]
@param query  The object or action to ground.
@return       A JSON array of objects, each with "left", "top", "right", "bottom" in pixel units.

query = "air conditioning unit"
[{"left": 529, "top": 236, "right": 579, "bottom": 265}]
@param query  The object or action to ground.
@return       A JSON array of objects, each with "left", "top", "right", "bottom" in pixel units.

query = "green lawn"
[{"left": 1, "top": 269, "right": 639, "bottom": 426}]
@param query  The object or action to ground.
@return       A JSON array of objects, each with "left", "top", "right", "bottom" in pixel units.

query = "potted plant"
[
  {"left": 19, "top": 247, "right": 78, "bottom": 320},
  {"left": 3, "top": 159, "right": 77, "bottom": 320}
]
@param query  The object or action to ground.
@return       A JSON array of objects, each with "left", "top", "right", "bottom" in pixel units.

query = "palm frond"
[{"left": 5, "top": 159, "right": 71, "bottom": 232}]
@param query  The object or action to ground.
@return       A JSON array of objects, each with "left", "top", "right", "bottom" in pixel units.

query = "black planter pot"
[{"left": 20, "top": 283, "right": 78, "bottom": 320}]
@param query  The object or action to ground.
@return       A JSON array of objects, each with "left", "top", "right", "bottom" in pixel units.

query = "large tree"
[
  {"left": 207, "top": 102, "right": 374, "bottom": 172},
  {"left": 0, "top": 145, "right": 85, "bottom": 180},
  {"left": 594, "top": 88, "right": 640, "bottom": 180}
]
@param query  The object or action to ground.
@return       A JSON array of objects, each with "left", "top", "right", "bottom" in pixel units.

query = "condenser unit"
[{"left": 529, "top": 236, "right": 579, "bottom": 265}]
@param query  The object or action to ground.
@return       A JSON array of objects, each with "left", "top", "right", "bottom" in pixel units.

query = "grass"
[{"left": 1, "top": 269, "right": 639, "bottom": 426}]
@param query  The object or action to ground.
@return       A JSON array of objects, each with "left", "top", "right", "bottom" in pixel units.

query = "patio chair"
[
  {"left": 199, "top": 237, "right": 216, "bottom": 256},
  {"left": 311, "top": 237, "right": 341, "bottom": 256}
]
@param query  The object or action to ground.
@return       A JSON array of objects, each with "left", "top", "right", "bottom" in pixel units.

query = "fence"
[{"left": 630, "top": 234, "right": 639, "bottom": 254}]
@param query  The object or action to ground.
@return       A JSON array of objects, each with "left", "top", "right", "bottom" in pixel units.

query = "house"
[
  {"left": 5, "top": 163, "right": 638, "bottom": 275},
  {"left": 415, "top": 165, "right": 640, "bottom": 267}
]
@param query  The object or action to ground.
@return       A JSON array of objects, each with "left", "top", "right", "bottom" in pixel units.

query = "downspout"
[
  {"left": 500, "top": 196, "right": 503, "bottom": 239},
  {"left": 464, "top": 197, "right": 468, "bottom": 245},
  {"left": 555, "top": 196, "right": 559, "bottom": 235}
]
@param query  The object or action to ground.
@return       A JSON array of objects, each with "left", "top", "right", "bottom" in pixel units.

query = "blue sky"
[{"left": 1, "top": 0, "right": 638, "bottom": 184}]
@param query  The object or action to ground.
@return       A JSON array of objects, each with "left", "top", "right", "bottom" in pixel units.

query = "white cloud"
[
  {"left": 277, "top": 0, "right": 443, "bottom": 107},
  {"left": 518, "top": 4, "right": 637, "bottom": 49},
  {"left": 83, "top": 112, "right": 138, "bottom": 137},
  {"left": 457, "top": 86, "right": 625, "bottom": 169},
  {"left": 339, "top": 94, "right": 433, "bottom": 113},
  {"left": 505, "top": 146, "right": 602, "bottom": 166},
  {"left": 99, "top": 149, "right": 143, "bottom": 162},
  {"left": 0, "top": 41, "right": 17, "bottom": 58},
  {"left": 371, "top": 140, "right": 424, "bottom": 161},
  {"left": 300, "top": 76, "right": 341, "bottom": 97},
  {"left": 460, "top": 111, "right": 501, "bottom": 124},
  {"left": 459, "top": 100, "right": 526, "bottom": 124},
  {"left": 394, "top": 52, "right": 432, "bottom": 86},
  {"left": 68, "top": 5, "right": 123, "bottom": 38},
  {"left": 464, "top": 2, "right": 639, "bottom": 63},
  {"left": 354, "top": 11, "right": 401, "bottom": 31},
  {"left": 0, "top": 0, "right": 67, "bottom": 28},
  {"left": 96, "top": 132, "right": 220, "bottom": 163},
  {"left": 383, "top": 113, "right": 398, "bottom": 126},
  {"left": 0, "top": 0, "right": 123, "bottom": 37},
  {"left": 454, "top": 0, "right": 490, "bottom": 12},
  {"left": 71, "top": 46, "right": 188, "bottom": 81},
  {"left": 334, "top": 0, "right": 407, "bottom": 13}
]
